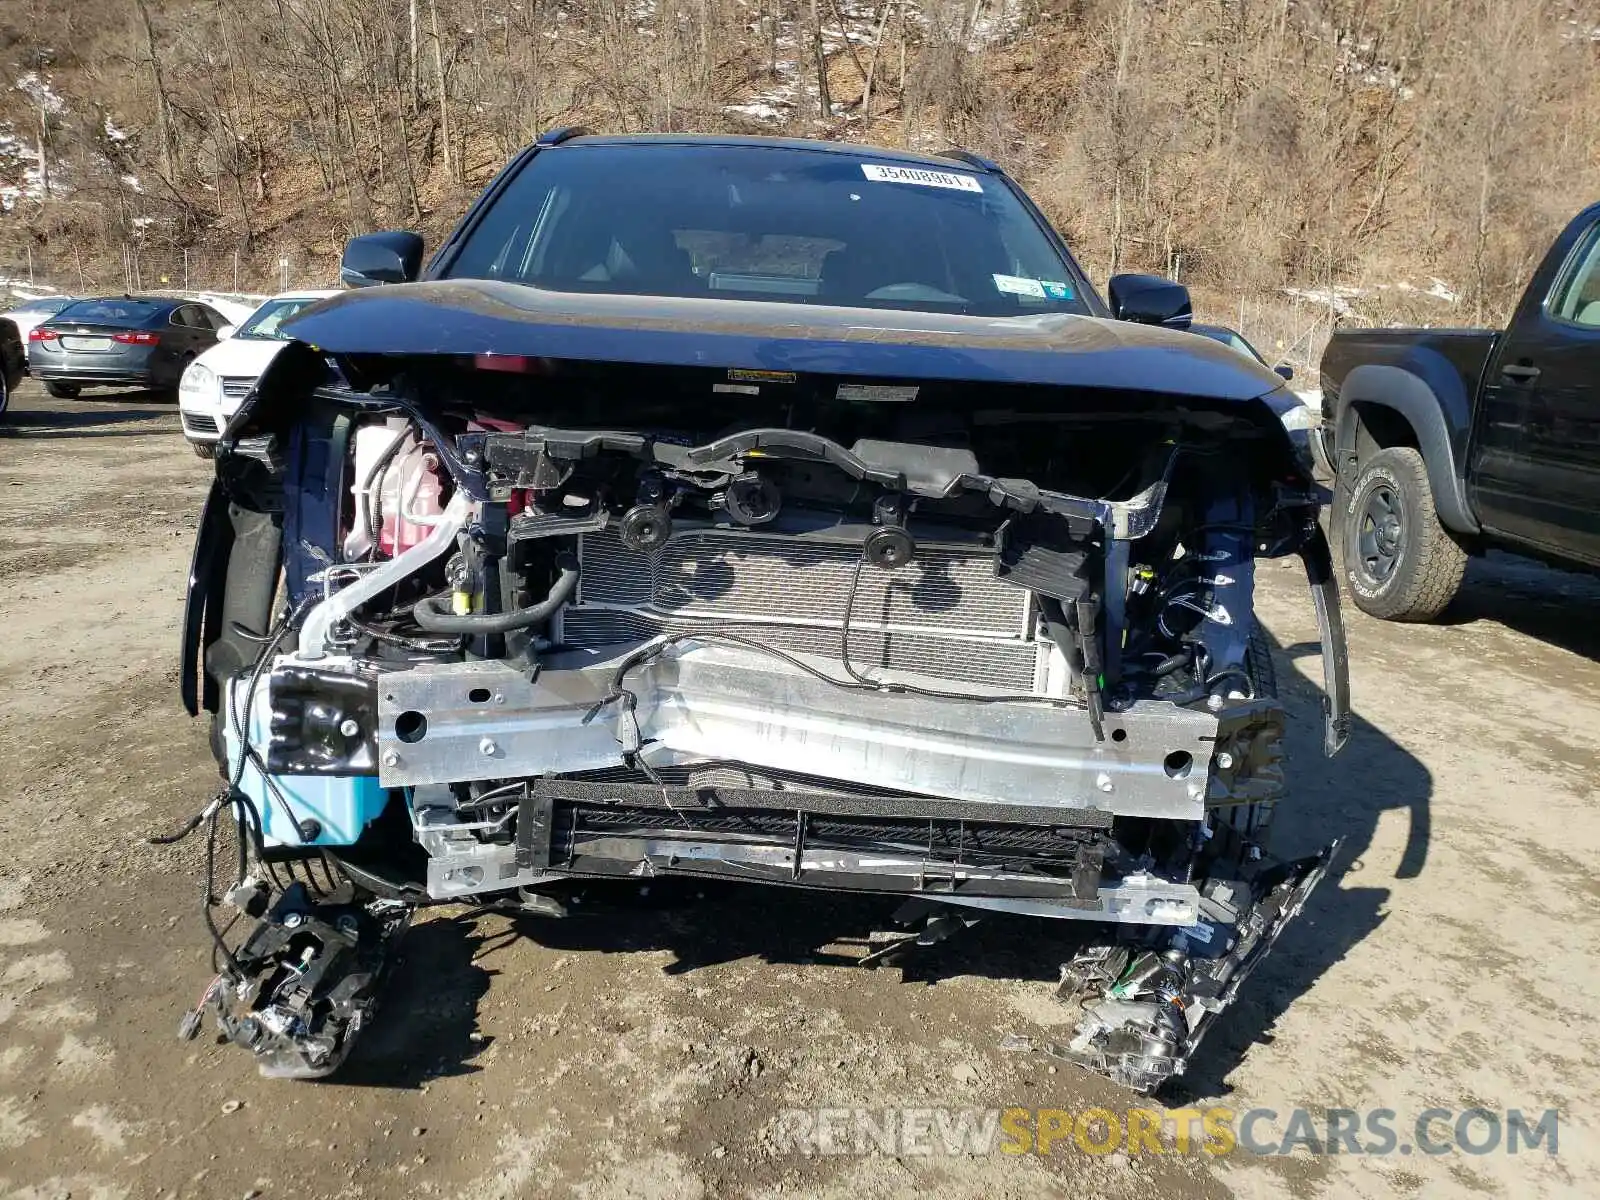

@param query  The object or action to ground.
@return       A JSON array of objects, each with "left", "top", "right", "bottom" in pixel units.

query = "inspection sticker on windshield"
[
  {"left": 993, "top": 274, "right": 1047, "bottom": 299},
  {"left": 861, "top": 163, "right": 983, "bottom": 193}
]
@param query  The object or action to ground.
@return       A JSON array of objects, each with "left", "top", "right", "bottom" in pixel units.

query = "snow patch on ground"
[
  {"left": 967, "top": 0, "right": 1028, "bottom": 50},
  {"left": 0, "top": 123, "right": 35, "bottom": 212},
  {"left": 1284, "top": 285, "right": 1364, "bottom": 315},
  {"left": 0, "top": 112, "right": 70, "bottom": 210},
  {"left": 0, "top": 278, "right": 61, "bottom": 304},
  {"left": 1425, "top": 277, "right": 1459, "bottom": 304},
  {"left": 724, "top": 102, "right": 787, "bottom": 121},
  {"left": 1285, "top": 276, "right": 1458, "bottom": 317},
  {"left": 723, "top": 57, "right": 800, "bottom": 125},
  {"left": 14, "top": 73, "right": 66, "bottom": 115}
]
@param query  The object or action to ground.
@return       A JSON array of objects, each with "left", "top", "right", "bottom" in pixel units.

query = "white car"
[
  {"left": 191, "top": 293, "right": 266, "bottom": 325},
  {"left": 2, "top": 295, "right": 78, "bottom": 352},
  {"left": 178, "top": 290, "right": 340, "bottom": 455}
]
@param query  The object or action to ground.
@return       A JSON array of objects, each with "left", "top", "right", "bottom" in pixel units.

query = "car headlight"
[{"left": 180, "top": 362, "right": 217, "bottom": 395}]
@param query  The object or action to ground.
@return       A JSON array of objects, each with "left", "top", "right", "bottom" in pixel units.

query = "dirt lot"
[{"left": 2, "top": 380, "right": 1598, "bottom": 1200}]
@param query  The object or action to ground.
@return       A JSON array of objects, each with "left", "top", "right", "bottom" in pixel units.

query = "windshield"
[
  {"left": 54, "top": 298, "right": 167, "bottom": 325},
  {"left": 236, "top": 297, "right": 329, "bottom": 340},
  {"left": 444, "top": 143, "right": 1092, "bottom": 317}
]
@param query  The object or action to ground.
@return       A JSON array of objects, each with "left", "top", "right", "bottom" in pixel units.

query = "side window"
[
  {"left": 1548, "top": 224, "right": 1600, "bottom": 328},
  {"left": 199, "top": 307, "right": 226, "bottom": 330},
  {"left": 170, "top": 305, "right": 197, "bottom": 328}
]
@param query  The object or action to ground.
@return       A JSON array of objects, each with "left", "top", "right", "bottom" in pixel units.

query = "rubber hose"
[{"left": 412, "top": 555, "right": 580, "bottom": 634}]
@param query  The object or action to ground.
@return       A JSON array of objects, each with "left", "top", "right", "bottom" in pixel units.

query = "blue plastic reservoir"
[{"left": 224, "top": 674, "right": 390, "bottom": 847}]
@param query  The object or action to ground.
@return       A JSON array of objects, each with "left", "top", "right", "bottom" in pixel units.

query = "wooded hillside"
[{"left": 2, "top": 0, "right": 1596, "bottom": 329}]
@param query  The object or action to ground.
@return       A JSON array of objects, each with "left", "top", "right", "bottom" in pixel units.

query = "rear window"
[
  {"left": 54, "top": 298, "right": 168, "bottom": 325},
  {"left": 444, "top": 143, "right": 1091, "bottom": 318},
  {"left": 13, "top": 297, "right": 73, "bottom": 315}
]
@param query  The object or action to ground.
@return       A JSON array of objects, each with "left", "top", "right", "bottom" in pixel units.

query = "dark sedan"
[
  {"left": 0, "top": 317, "right": 22, "bottom": 419},
  {"left": 1189, "top": 322, "right": 1294, "bottom": 379},
  {"left": 27, "top": 296, "right": 229, "bottom": 398}
]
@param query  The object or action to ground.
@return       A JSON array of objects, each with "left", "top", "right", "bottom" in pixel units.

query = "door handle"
[{"left": 1501, "top": 363, "right": 1541, "bottom": 383}]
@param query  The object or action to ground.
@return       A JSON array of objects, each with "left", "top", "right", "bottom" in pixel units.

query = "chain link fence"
[{"left": 1, "top": 246, "right": 341, "bottom": 306}]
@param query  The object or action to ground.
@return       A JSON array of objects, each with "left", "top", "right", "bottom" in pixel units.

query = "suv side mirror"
[
  {"left": 216, "top": 324, "right": 236, "bottom": 340},
  {"left": 341, "top": 231, "right": 425, "bottom": 288},
  {"left": 1274, "top": 364, "right": 1295, "bottom": 381},
  {"left": 1107, "top": 273, "right": 1192, "bottom": 329}
]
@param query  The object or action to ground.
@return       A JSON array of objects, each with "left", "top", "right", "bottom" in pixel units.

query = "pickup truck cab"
[{"left": 1320, "top": 202, "right": 1600, "bottom": 620}]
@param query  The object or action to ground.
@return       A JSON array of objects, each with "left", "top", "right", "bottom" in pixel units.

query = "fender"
[{"left": 1333, "top": 361, "right": 1479, "bottom": 534}]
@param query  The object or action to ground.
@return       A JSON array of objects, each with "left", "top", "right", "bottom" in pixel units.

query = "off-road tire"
[
  {"left": 0, "top": 370, "right": 9, "bottom": 418},
  {"left": 1340, "top": 446, "right": 1466, "bottom": 622},
  {"left": 44, "top": 381, "right": 80, "bottom": 399},
  {"left": 192, "top": 441, "right": 216, "bottom": 460}
]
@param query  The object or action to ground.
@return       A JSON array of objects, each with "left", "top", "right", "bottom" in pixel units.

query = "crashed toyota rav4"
[{"left": 172, "top": 133, "right": 1349, "bottom": 1093}]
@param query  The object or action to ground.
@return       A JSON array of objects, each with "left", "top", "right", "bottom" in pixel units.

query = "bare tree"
[
  {"left": 0, "top": 0, "right": 1593, "bottom": 314},
  {"left": 810, "top": 0, "right": 833, "bottom": 119},
  {"left": 131, "top": 0, "right": 176, "bottom": 183}
]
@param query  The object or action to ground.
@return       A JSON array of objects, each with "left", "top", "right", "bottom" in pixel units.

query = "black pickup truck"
[{"left": 1319, "top": 201, "right": 1600, "bottom": 621}]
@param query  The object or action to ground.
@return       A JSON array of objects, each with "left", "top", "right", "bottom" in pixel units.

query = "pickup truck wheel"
[{"left": 1341, "top": 446, "right": 1466, "bottom": 621}]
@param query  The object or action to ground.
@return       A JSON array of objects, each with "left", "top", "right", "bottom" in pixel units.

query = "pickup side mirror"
[
  {"left": 1107, "top": 273, "right": 1192, "bottom": 329},
  {"left": 216, "top": 324, "right": 236, "bottom": 341},
  {"left": 1275, "top": 364, "right": 1295, "bottom": 381},
  {"left": 341, "top": 231, "right": 425, "bottom": 288}
]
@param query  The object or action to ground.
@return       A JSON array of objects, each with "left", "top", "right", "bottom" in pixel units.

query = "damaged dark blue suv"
[{"left": 174, "top": 132, "right": 1348, "bottom": 1092}]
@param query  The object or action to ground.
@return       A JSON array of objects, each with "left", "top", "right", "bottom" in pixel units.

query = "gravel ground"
[{"left": 2, "top": 379, "right": 1598, "bottom": 1199}]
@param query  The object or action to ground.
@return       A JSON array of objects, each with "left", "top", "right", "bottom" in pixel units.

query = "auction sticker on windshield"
[
  {"left": 861, "top": 164, "right": 983, "bottom": 192},
  {"left": 993, "top": 274, "right": 1047, "bottom": 299}
]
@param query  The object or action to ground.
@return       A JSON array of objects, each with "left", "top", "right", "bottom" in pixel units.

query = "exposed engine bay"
[{"left": 174, "top": 346, "right": 1348, "bottom": 1093}]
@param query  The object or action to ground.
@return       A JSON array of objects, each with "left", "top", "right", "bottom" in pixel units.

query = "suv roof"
[{"left": 549, "top": 133, "right": 1000, "bottom": 175}]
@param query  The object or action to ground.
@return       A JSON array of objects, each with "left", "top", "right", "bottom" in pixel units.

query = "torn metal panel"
[{"left": 1051, "top": 841, "right": 1340, "bottom": 1093}]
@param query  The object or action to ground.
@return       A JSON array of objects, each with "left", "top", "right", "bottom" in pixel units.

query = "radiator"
[{"left": 561, "top": 525, "right": 1045, "bottom": 691}]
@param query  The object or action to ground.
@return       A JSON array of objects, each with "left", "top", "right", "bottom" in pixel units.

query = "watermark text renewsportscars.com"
[{"left": 771, "top": 1106, "right": 1559, "bottom": 1158}]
